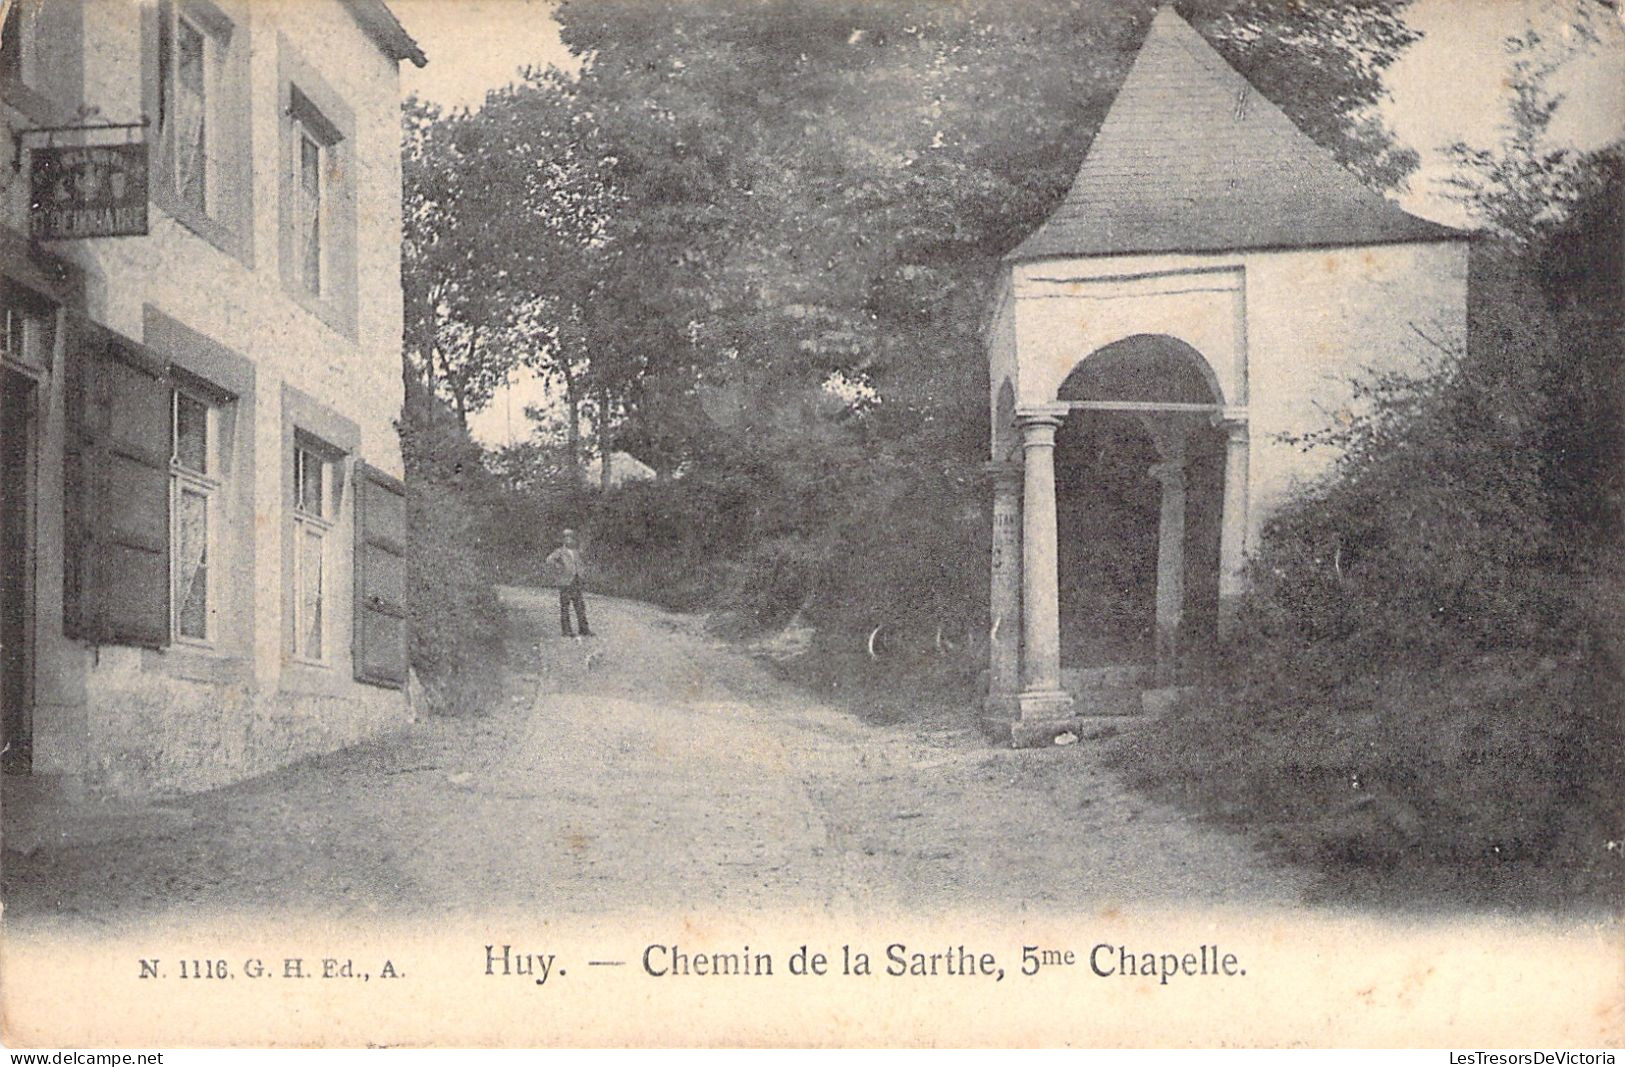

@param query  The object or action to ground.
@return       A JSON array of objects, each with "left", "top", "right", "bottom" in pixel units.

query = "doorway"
[
  {"left": 1052, "top": 334, "right": 1226, "bottom": 676},
  {"left": 2, "top": 367, "right": 35, "bottom": 774}
]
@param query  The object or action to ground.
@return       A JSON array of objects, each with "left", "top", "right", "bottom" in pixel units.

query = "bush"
[
  {"left": 1112, "top": 250, "right": 1624, "bottom": 909},
  {"left": 399, "top": 396, "right": 506, "bottom": 716}
]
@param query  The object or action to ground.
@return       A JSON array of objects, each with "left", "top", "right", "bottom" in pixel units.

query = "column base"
[
  {"left": 1011, "top": 689, "right": 1078, "bottom": 749},
  {"left": 1217, "top": 592, "right": 1243, "bottom": 642},
  {"left": 978, "top": 691, "right": 1021, "bottom": 742},
  {"left": 1018, "top": 688, "right": 1074, "bottom": 719},
  {"left": 1012, "top": 690, "right": 1077, "bottom": 745}
]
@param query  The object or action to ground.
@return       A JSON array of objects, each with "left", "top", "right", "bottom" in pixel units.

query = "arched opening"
[
  {"left": 994, "top": 378, "right": 1016, "bottom": 462},
  {"left": 1053, "top": 335, "right": 1225, "bottom": 673}
]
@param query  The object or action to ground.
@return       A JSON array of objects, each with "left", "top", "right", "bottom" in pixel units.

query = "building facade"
[
  {"left": 985, "top": 8, "right": 1470, "bottom": 745},
  {"left": 2, "top": 0, "right": 426, "bottom": 795}
]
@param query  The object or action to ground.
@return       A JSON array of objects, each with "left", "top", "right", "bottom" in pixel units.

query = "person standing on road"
[{"left": 546, "top": 528, "right": 593, "bottom": 638}]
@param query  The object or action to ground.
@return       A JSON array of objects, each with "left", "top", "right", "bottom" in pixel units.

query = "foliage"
[
  {"left": 437, "top": 0, "right": 1423, "bottom": 666},
  {"left": 1247, "top": 270, "right": 1559, "bottom": 660},
  {"left": 398, "top": 390, "right": 507, "bottom": 715},
  {"left": 1114, "top": 64, "right": 1625, "bottom": 906},
  {"left": 402, "top": 76, "right": 614, "bottom": 456}
]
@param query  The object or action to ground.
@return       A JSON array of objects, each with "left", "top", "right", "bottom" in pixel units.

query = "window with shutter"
[
  {"left": 63, "top": 316, "right": 172, "bottom": 648},
  {"left": 353, "top": 462, "right": 407, "bottom": 688}
]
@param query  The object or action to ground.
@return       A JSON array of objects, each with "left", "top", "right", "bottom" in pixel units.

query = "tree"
[
  {"left": 520, "top": 0, "right": 1428, "bottom": 637},
  {"left": 547, "top": 0, "right": 1422, "bottom": 452},
  {"left": 402, "top": 70, "right": 617, "bottom": 435}
]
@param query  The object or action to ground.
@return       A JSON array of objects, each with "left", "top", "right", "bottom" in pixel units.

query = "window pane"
[
  {"left": 3, "top": 306, "right": 25, "bottom": 359},
  {"left": 176, "top": 486, "right": 209, "bottom": 640},
  {"left": 296, "top": 449, "right": 325, "bottom": 515},
  {"left": 3, "top": 302, "right": 52, "bottom": 368},
  {"left": 0, "top": 4, "right": 20, "bottom": 83},
  {"left": 175, "top": 19, "right": 207, "bottom": 212},
  {"left": 299, "top": 132, "right": 322, "bottom": 294},
  {"left": 174, "top": 392, "right": 209, "bottom": 473},
  {"left": 299, "top": 525, "right": 324, "bottom": 658}
]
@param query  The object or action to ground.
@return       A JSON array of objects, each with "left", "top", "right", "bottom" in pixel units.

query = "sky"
[{"left": 388, "top": 0, "right": 1625, "bottom": 447}]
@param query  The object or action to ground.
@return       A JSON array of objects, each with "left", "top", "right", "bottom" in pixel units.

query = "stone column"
[
  {"left": 1148, "top": 448, "right": 1188, "bottom": 687},
  {"left": 1016, "top": 407, "right": 1072, "bottom": 720},
  {"left": 985, "top": 460, "right": 1022, "bottom": 719},
  {"left": 1138, "top": 414, "right": 1202, "bottom": 688},
  {"left": 1217, "top": 416, "right": 1249, "bottom": 640}
]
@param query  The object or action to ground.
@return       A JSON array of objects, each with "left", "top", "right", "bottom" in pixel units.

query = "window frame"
[
  {"left": 143, "top": 0, "right": 254, "bottom": 264},
  {"left": 2, "top": 293, "right": 57, "bottom": 379},
  {"left": 290, "top": 439, "right": 338, "bottom": 667},
  {"left": 170, "top": 11, "right": 214, "bottom": 216},
  {"left": 168, "top": 385, "right": 222, "bottom": 647},
  {"left": 291, "top": 111, "right": 327, "bottom": 298},
  {"left": 277, "top": 38, "right": 358, "bottom": 338}
]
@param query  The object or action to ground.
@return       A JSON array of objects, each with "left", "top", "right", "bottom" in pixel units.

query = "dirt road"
[{"left": 3, "top": 589, "right": 1306, "bottom": 926}]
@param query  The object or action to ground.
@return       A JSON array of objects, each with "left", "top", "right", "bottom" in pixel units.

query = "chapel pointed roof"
[{"left": 1008, "top": 6, "right": 1461, "bottom": 262}]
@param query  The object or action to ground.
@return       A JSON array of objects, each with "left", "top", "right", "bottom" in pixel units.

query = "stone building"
[
  {"left": 2, "top": 0, "right": 426, "bottom": 795},
  {"left": 985, "top": 8, "right": 1469, "bottom": 745}
]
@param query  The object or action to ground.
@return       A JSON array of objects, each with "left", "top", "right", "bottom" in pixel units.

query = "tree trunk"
[
  {"left": 451, "top": 380, "right": 468, "bottom": 429},
  {"left": 598, "top": 384, "right": 613, "bottom": 492},
  {"left": 560, "top": 362, "right": 583, "bottom": 486},
  {"left": 452, "top": 328, "right": 480, "bottom": 430}
]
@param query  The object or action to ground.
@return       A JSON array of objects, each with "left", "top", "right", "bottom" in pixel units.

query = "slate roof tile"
[{"left": 1009, "top": 7, "right": 1463, "bottom": 261}]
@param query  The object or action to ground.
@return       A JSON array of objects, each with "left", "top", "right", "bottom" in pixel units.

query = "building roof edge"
[{"left": 341, "top": 0, "right": 428, "bottom": 68}]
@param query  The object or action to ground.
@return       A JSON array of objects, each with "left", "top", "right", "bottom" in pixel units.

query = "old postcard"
[{"left": 1, "top": 0, "right": 1621, "bottom": 1049}]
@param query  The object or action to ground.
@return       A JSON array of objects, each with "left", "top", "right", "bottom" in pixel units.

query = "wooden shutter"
[
  {"left": 63, "top": 316, "right": 171, "bottom": 648},
  {"left": 353, "top": 461, "right": 407, "bottom": 688}
]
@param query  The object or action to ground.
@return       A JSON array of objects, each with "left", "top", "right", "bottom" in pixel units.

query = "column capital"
[
  {"left": 1148, "top": 459, "right": 1187, "bottom": 488},
  {"left": 1211, "top": 406, "right": 1250, "bottom": 435},
  {"left": 983, "top": 460, "right": 1023, "bottom": 485},
  {"left": 1014, "top": 403, "right": 1070, "bottom": 428}
]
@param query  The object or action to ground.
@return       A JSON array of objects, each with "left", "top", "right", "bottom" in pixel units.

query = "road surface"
[{"left": 3, "top": 588, "right": 1306, "bottom": 926}]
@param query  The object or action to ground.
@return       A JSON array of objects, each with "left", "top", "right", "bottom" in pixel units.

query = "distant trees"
[
  {"left": 402, "top": 73, "right": 615, "bottom": 480},
  {"left": 401, "top": 0, "right": 1423, "bottom": 485},
  {"left": 399, "top": 0, "right": 1430, "bottom": 644}
]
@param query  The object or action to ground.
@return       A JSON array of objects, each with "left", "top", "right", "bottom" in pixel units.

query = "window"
[
  {"left": 293, "top": 116, "right": 324, "bottom": 296},
  {"left": 159, "top": 3, "right": 234, "bottom": 217},
  {"left": 277, "top": 42, "right": 356, "bottom": 336},
  {"left": 145, "top": 0, "right": 251, "bottom": 259},
  {"left": 284, "top": 85, "right": 342, "bottom": 303},
  {"left": 291, "top": 443, "right": 335, "bottom": 664},
  {"left": 169, "top": 387, "right": 221, "bottom": 644},
  {"left": 2, "top": 294, "right": 56, "bottom": 374},
  {"left": 0, "top": 0, "right": 39, "bottom": 88},
  {"left": 171, "top": 15, "right": 210, "bottom": 213}
]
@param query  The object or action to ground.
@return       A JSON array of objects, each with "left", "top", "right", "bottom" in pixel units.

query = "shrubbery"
[
  {"left": 398, "top": 393, "right": 507, "bottom": 716},
  {"left": 1112, "top": 222, "right": 1625, "bottom": 908}
]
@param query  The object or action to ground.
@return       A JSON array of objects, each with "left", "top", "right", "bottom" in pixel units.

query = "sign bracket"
[{"left": 12, "top": 107, "right": 149, "bottom": 171}]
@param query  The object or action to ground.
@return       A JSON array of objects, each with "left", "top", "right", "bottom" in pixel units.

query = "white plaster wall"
[
  {"left": 986, "top": 279, "right": 1019, "bottom": 461},
  {"left": 1011, "top": 258, "right": 1245, "bottom": 408},
  {"left": 1000, "top": 240, "right": 1468, "bottom": 559},
  {"left": 17, "top": 0, "right": 413, "bottom": 795},
  {"left": 1243, "top": 241, "right": 1469, "bottom": 540}
]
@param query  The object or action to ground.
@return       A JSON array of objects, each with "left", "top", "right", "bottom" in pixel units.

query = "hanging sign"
[{"left": 29, "top": 143, "right": 150, "bottom": 240}]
